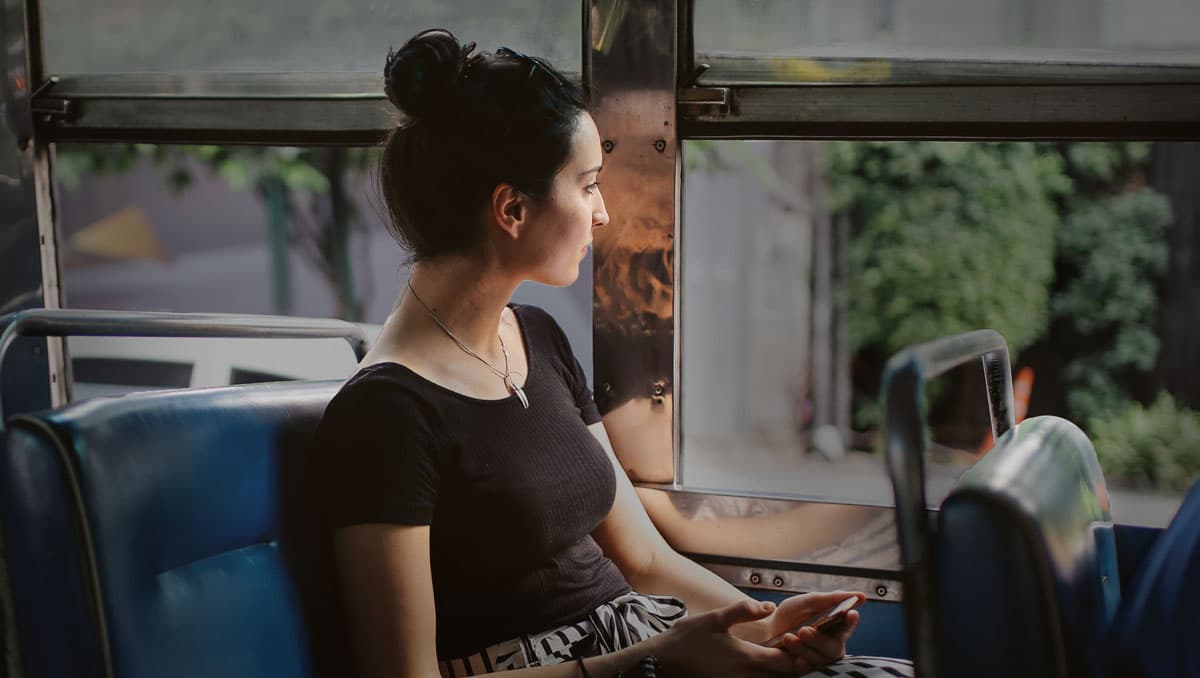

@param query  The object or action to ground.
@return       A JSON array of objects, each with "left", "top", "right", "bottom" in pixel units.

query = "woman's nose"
[{"left": 593, "top": 192, "right": 610, "bottom": 228}]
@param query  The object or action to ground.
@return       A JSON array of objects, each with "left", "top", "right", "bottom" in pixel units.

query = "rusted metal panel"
[{"left": 588, "top": 0, "right": 678, "bottom": 483}]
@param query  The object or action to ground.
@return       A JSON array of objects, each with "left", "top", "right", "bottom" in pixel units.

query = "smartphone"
[{"left": 761, "top": 596, "right": 862, "bottom": 649}]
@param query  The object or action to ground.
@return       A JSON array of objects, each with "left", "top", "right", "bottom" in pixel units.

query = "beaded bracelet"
[{"left": 614, "top": 655, "right": 659, "bottom": 678}]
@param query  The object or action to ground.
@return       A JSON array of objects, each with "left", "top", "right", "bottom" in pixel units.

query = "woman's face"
[{"left": 520, "top": 111, "right": 609, "bottom": 286}]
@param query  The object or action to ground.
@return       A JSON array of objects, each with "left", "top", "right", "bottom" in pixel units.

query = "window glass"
[
  {"left": 681, "top": 139, "right": 1200, "bottom": 527},
  {"left": 44, "top": 1, "right": 579, "bottom": 76},
  {"left": 55, "top": 143, "right": 594, "bottom": 389},
  {"left": 694, "top": 0, "right": 1200, "bottom": 82}
]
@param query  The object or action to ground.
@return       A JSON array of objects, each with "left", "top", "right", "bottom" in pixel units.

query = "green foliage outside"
[
  {"left": 825, "top": 142, "right": 1066, "bottom": 429},
  {"left": 1091, "top": 393, "right": 1200, "bottom": 491},
  {"left": 827, "top": 142, "right": 1068, "bottom": 357},
  {"left": 1052, "top": 144, "right": 1173, "bottom": 420},
  {"left": 827, "top": 140, "right": 1192, "bottom": 491},
  {"left": 57, "top": 144, "right": 340, "bottom": 195}
]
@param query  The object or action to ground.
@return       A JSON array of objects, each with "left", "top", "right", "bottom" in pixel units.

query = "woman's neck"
[{"left": 390, "top": 255, "right": 520, "bottom": 363}]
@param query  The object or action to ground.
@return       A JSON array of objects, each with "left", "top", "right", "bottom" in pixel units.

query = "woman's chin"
[{"left": 556, "top": 268, "right": 583, "bottom": 287}]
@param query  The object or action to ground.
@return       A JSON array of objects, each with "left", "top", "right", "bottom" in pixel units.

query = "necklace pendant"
[{"left": 505, "top": 375, "right": 530, "bottom": 409}]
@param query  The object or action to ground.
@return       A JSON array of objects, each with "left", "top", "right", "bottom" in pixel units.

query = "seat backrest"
[
  {"left": 934, "top": 415, "right": 1121, "bottom": 678},
  {"left": 1108, "top": 478, "right": 1200, "bottom": 677},
  {"left": 0, "top": 380, "right": 349, "bottom": 678}
]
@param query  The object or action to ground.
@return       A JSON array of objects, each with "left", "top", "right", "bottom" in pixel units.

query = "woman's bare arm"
[
  {"left": 335, "top": 524, "right": 441, "bottom": 678},
  {"left": 586, "top": 423, "right": 770, "bottom": 641},
  {"left": 334, "top": 523, "right": 680, "bottom": 678},
  {"left": 588, "top": 419, "right": 869, "bottom": 661}
]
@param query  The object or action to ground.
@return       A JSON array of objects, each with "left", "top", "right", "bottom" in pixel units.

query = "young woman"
[{"left": 315, "top": 29, "right": 912, "bottom": 678}]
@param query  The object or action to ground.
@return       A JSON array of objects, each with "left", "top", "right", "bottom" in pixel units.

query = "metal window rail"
[
  {"left": 0, "top": 308, "right": 369, "bottom": 424},
  {"left": 880, "top": 329, "right": 1014, "bottom": 678}
]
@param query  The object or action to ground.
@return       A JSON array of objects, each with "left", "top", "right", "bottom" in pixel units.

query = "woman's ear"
[{"left": 490, "top": 182, "right": 526, "bottom": 240}]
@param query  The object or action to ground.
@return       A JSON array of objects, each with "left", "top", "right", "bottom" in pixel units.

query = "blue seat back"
[
  {"left": 1109, "top": 478, "right": 1200, "bottom": 677},
  {"left": 935, "top": 415, "right": 1121, "bottom": 678},
  {"left": 0, "top": 380, "right": 349, "bottom": 678}
]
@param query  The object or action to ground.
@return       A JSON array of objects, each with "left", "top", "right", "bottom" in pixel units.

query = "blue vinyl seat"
[
  {"left": 0, "top": 380, "right": 352, "bottom": 678},
  {"left": 933, "top": 416, "right": 1122, "bottom": 678},
  {"left": 1107, "top": 478, "right": 1200, "bottom": 677}
]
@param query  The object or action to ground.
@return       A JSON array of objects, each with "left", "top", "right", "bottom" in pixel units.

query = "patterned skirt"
[{"left": 437, "top": 591, "right": 913, "bottom": 677}]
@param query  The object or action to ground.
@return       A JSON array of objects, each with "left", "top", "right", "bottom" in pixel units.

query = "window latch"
[
  {"left": 31, "top": 76, "right": 74, "bottom": 125},
  {"left": 678, "top": 87, "right": 730, "bottom": 118}
]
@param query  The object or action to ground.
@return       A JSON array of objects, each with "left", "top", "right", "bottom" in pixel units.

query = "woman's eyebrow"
[{"left": 578, "top": 164, "right": 603, "bottom": 179}]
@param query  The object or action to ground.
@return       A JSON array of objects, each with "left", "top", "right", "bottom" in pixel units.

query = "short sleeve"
[
  {"left": 522, "top": 305, "right": 602, "bottom": 425},
  {"left": 568, "top": 353, "right": 602, "bottom": 425},
  {"left": 315, "top": 372, "right": 441, "bottom": 527}
]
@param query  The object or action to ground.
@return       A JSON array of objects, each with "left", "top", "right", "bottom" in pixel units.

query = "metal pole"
[{"left": 24, "top": 0, "right": 68, "bottom": 407}]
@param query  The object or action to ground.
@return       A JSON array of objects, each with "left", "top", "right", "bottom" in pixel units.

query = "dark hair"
[{"left": 380, "top": 29, "right": 587, "bottom": 262}]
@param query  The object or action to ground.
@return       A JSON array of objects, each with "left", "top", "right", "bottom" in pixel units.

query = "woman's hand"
[
  {"left": 649, "top": 599, "right": 796, "bottom": 678},
  {"left": 737, "top": 591, "right": 865, "bottom": 675}
]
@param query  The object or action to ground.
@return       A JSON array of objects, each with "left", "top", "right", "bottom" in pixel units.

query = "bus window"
[
  {"left": 55, "top": 143, "right": 596, "bottom": 391},
  {"left": 693, "top": 0, "right": 1200, "bottom": 85},
  {"left": 42, "top": 1, "right": 580, "bottom": 75},
  {"left": 70, "top": 356, "right": 193, "bottom": 399},
  {"left": 680, "top": 139, "right": 1200, "bottom": 527}
]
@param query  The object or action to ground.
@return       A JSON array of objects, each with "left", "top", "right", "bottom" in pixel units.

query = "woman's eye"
[{"left": 585, "top": 182, "right": 600, "bottom": 194}]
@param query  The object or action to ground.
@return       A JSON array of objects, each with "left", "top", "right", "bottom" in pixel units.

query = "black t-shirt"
[{"left": 315, "top": 304, "right": 632, "bottom": 659}]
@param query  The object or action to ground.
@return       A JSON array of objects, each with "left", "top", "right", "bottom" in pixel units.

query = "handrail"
[
  {"left": 0, "top": 309, "right": 369, "bottom": 423},
  {"left": 880, "top": 329, "right": 1014, "bottom": 678}
]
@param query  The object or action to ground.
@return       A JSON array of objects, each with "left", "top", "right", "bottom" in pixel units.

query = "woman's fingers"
[
  {"left": 791, "top": 590, "right": 864, "bottom": 611},
  {"left": 740, "top": 636, "right": 807, "bottom": 674},
  {"left": 832, "top": 609, "right": 861, "bottom": 643},
  {"left": 795, "top": 626, "right": 845, "bottom": 663},
  {"left": 708, "top": 599, "right": 776, "bottom": 631},
  {"left": 806, "top": 590, "right": 859, "bottom": 608},
  {"left": 789, "top": 644, "right": 829, "bottom": 675},
  {"left": 776, "top": 611, "right": 857, "bottom": 672}
]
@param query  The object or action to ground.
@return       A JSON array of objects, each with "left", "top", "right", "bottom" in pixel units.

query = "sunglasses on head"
[{"left": 496, "top": 46, "right": 566, "bottom": 88}]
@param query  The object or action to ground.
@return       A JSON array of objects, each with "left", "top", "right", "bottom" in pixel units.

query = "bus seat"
[
  {"left": 0, "top": 380, "right": 351, "bottom": 678},
  {"left": 934, "top": 415, "right": 1119, "bottom": 678},
  {"left": 1108, "top": 478, "right": 1200, "bottom": 677}
]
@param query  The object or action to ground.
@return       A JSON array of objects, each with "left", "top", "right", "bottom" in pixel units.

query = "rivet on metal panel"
[
  {"left": 875, "top": 584, "right": 889, "bottom": 597},
  {"left": 653, "top": 139, "right": 667, "bottom": 153},
  {"left": 602, "top": 139, "right": 615, "bottom": 154},
  {"left": 772, "top": 576, "right": 784, "bottom": 588},
  {"left": 749, "top": 573, "right": 762, "bottom": 585}
]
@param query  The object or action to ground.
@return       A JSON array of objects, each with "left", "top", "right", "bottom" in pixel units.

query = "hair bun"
[{"left": 384, "top": 29, "right": 468, "bottom": 120}]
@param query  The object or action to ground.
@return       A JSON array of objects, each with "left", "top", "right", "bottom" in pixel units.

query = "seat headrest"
[{"left": 936, "top": 415, "right": 1119, "bottom": 678}]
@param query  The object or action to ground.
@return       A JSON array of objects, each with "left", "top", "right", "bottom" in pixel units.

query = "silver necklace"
[{"left": 406, "top": 281, "right": 529, "bottom": 409}]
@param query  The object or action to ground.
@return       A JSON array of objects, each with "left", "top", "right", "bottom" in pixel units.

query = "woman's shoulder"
[
  {"left": 509, "top": 301, "right": 552, "bottom": 327},
  {"left": 340, "top": 361, "right": 424, "bottom": 397},
  {"left": 509, "top": 303, "right": 569, "bottom": 346},
  {"left": 320, "top": 363, "right": 438, "bottom": 435}
]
